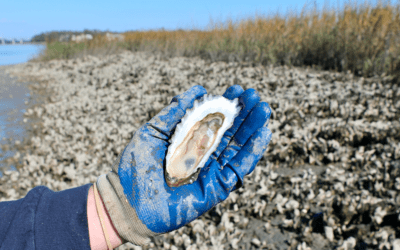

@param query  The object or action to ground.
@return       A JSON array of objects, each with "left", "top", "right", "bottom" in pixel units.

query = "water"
[
  {"left": 0, "top": 44, "right": 45, "bottom": 66},
  {"left": 0, "top": 44, "right": 46, "bottom": 177}
]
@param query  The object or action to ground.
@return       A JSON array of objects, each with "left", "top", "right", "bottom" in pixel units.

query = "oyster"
[{"left": 165, "top": 94, "right": 241, "bottom": 187}]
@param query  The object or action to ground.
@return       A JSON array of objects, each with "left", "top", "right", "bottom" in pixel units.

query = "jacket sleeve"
[{"left": 0, "top": 183, "right": 92, "bottom": 250}]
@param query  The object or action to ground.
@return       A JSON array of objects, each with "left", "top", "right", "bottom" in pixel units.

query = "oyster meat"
[{"left": 165, "top": 94, "right": 241, "bottom": 187}]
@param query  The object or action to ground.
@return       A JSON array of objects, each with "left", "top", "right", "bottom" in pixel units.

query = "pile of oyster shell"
[{"left": 1, "top": 50, "right": 399, "bottom": 250}]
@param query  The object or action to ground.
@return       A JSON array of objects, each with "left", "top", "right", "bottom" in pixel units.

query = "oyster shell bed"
[{"left": 1, "top": 51, "right": 399, "bottom": 250}]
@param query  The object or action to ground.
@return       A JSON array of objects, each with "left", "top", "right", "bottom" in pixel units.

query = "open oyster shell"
[{"left": 165, "top": 94, "right": 241, "bottom": 187}]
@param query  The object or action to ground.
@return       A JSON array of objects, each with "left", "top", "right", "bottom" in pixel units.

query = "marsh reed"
[{"left": 32, "top": 0, "right": 400, "bottom": 78}]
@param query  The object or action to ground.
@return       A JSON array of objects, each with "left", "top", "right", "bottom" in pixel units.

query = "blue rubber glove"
[{"left": 96, "top": 85, "right": 272, "bottom": 245}]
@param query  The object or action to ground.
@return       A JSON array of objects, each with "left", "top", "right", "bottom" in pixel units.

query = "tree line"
[{"left": 31, "top": 29, "right": 114, "bottom": 43}]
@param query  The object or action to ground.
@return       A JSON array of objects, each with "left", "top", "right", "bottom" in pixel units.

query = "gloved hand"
[{"left": 96, "top": 85, "right": 272, "bottom": 245}]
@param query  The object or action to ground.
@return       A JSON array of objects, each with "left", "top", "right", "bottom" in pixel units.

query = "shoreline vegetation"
[{"left": 28, "top": 0, "right": 400, "bottom": 81}]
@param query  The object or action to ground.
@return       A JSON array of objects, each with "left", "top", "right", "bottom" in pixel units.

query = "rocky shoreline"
[
  {"left": 1, "top": 51, "right": 399, "bottom": 249},
  {"left": 0, "top": 65, "right": 49, "bottom": 176}
]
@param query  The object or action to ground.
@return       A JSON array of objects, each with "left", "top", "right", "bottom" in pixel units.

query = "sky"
[{"left": 0, "top": 0, "right": 385, "bottom": 40}]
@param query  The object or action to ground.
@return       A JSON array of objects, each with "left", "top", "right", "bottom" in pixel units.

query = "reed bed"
[
  {"left": 32, "top": 0, "right": 400, "bottom": 78},
  {"left": 29, "top": 35, "right": 124, "bottom": 62}
]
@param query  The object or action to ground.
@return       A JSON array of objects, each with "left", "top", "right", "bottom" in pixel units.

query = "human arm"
[
  {"left": 0, "top": 184, "right": 92, "bottom": 250},
  {"left": 87, "top": 185, "right": 125, "bottom": 250}
]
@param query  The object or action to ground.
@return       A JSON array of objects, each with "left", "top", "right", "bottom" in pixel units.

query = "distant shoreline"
[
  {"left": 0, "top": 42, "right": 46, "bottom": 46},
  {"left": 25, "top": 42, "right": 46, "bottom": 45}
]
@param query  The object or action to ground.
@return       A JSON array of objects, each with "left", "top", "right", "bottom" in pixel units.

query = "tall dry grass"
[
  {"left": 30, "top": 34, "right": 125, "bottom": 62},
  {"left": 33, "top": 0, "right": 400, "bottom": 78}
]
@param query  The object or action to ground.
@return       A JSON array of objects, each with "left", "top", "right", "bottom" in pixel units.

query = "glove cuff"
[{"left": 96, "top": 173, "right": 158, "bottom": 246}]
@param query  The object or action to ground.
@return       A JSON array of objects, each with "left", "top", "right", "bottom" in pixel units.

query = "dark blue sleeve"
[{"left": 0, "top": 183, "right": 93, "bottom": 250}]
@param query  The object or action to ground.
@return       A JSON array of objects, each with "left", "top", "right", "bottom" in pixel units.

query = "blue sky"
[{"left": 0, "top": 0, "right": 383, "bottom": 40}]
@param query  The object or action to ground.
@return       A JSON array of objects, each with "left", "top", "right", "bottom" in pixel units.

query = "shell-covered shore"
[{"left": 1, "top": 51, "right": 400, "bottom": 250}]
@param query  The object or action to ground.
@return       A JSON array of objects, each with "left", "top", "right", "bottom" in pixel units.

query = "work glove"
[{"left": 96, "top": 85, "right": 272, "bottom": 245}]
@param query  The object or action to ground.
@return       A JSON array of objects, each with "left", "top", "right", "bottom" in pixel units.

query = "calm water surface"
[
  {"left": 0, "top": 44, "right": 45, "bottom": 66},
  {"left": 0, "top": 44, "right": 46, "bottom": 177}
]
